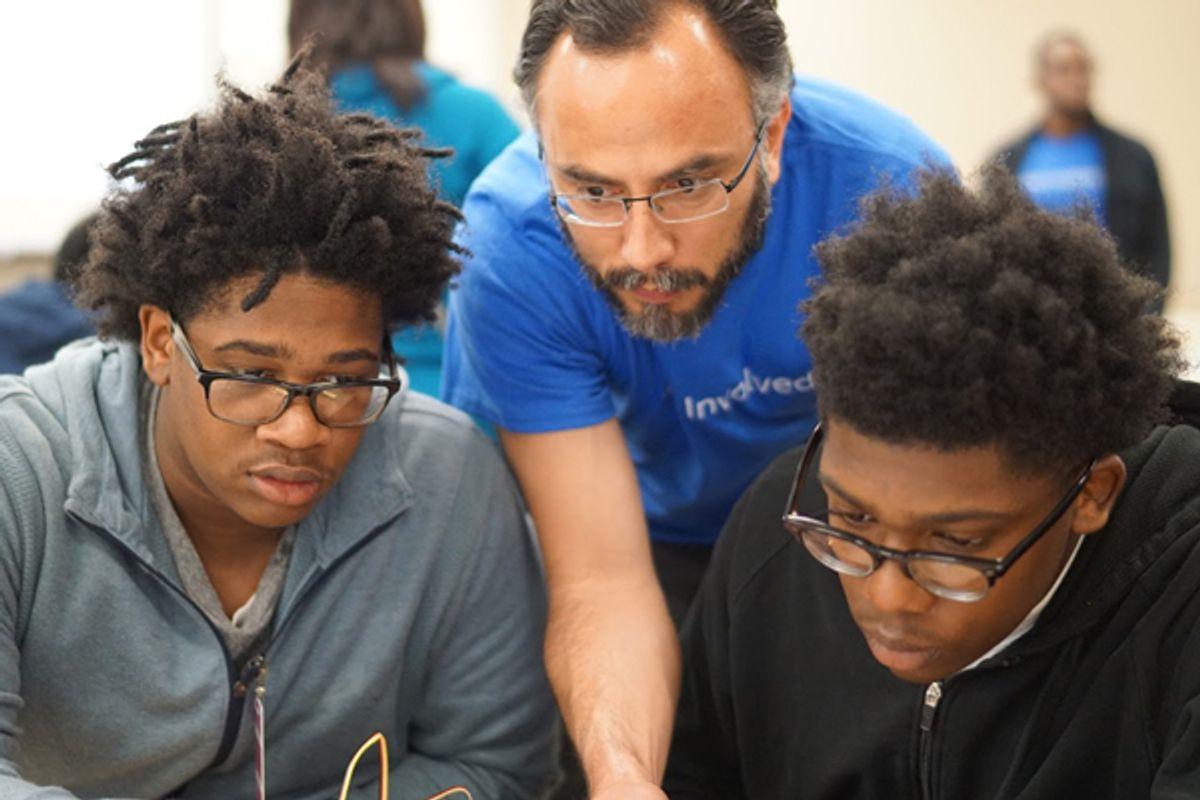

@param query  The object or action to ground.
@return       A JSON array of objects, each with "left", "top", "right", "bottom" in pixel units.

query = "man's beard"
[{"left": 561, "top": 172, "right": 772, "bottom": 342}]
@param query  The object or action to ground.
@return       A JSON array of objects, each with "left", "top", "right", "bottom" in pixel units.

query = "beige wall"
[{"left": 779, "top": 0, "right": 1200, "bottom": 310}]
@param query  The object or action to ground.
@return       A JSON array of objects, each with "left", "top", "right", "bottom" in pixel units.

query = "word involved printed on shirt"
[{"left": 683, "top": 368, "right": 814, "bottom": 421}]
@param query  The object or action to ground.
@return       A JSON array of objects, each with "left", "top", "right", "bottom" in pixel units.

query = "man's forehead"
[
  {"left": 1041, "top": 38, "right": 1090, "bottom": 67},
  {"left": 534, "top": 10, "right": 755, "bottom": 155}
]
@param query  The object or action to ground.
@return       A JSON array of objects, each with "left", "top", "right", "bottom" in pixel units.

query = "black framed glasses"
[
  {"left": 170, "top": 319, "right": 405, "bottom": 428},
  {"left": 781, "top": 423, "right": 1095, "bottom": 603},
  {"left": 551, "top": 125, "right": 765, "bottom": 227}
]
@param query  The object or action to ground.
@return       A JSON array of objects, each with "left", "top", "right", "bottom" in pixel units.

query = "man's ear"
[
  {"left": 1071, "top": 454, "right": 1127, "bottom": 536},
  {"left": 762, "top": 95, "right": 791, "bottom": 185},
  {"left": 139, "top": 305, "right": 173, "bottom": 388}
]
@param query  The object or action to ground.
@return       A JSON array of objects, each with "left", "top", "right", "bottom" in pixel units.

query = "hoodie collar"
[
  {"left": 59, "top": 342, "right": 413, "bottom": 572},
  {"left": 994, "top": 425, "right": 1200, "bottom": 659}
]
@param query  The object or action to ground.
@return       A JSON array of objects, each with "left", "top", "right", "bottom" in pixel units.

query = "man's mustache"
[{"left": 596, "top": 267, "right": 712, "bottom": 292}]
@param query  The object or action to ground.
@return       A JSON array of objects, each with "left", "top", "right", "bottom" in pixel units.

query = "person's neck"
[
  {"left": 154, "top": 404, "right": 284, "bottom": 614},
  {"left": 1043, "top": 109, "right": 1091, "bottom": 138}
]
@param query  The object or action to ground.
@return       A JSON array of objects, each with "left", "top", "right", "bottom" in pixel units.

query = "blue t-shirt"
[
  {"left": 443, "top": 77, "right": 946, "bottom": 545},
  {"left": 1017, "top": 130, "right": 1107, "bottom": 225}
]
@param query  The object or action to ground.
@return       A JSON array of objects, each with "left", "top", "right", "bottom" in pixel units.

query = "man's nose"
[
  {"left": 863, "top": 559, "right": 937, "bottom": 616},
  {"left": 619, "top": 201, "right": 676, "bottom": 274}
]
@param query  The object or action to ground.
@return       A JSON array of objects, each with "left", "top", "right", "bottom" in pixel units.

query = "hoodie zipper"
[
  {"left": 919, "top": 681, "right": 943, "bottom": 800},
  {"left": 83, "top": 515, "right": 392, "bottom": 792}
]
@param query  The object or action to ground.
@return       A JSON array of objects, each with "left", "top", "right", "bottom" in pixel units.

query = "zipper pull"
[
  {"left": 919, "top": 681, "right": 943, "bottom": 732},
  {"left": 233, "top": 654, "right": 268, "bottom": 697}
]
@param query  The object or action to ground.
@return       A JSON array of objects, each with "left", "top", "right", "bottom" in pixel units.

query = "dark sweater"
[
  {"left": 994, "top": 119, "right": 1171, "bottom": 299},
  {"left": 665, "top": 424, "right": 1200, "bottom": 799}
]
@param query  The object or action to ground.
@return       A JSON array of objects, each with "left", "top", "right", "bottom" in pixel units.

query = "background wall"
[
  {"left": 779, "top": 0, "right": 1200, "bottom": 308},
  {"left": 1, "top": 0, "right": 1196, "bottom": 314}
]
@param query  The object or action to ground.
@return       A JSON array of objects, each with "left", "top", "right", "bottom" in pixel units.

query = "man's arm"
[{"left": 500, "top": 420, "right": 677, "bottom": 799}]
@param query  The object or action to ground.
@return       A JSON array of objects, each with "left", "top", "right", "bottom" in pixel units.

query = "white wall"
[
  {"left": 2, "top": 0, "right": 1196, "bottom": 315},
  {"left": 779, "top": 0, "right": 1200, "bottom": 308},
  {"left": 0, "top": 0, "right": 530, "bottom": 257}
]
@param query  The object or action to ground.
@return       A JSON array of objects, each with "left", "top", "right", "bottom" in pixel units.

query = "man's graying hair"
[{"left": 515, "top": 0, "right": 793, "bottom": 126}]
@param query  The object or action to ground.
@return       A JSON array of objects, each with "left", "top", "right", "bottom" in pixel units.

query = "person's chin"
[{"left": 857, "top": 627, "right": 959, "bottom": 684}]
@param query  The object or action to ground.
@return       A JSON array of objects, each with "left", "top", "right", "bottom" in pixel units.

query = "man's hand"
[{"left": 498, "top": 421, "right": 681, "bottom": 794}]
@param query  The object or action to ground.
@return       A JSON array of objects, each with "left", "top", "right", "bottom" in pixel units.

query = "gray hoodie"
[{"left": 0, "top": 339, "right": 555, "bottom": 799}]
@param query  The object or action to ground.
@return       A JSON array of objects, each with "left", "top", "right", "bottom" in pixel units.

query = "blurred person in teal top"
[{"left": 289, "top": 0, "right": 521, "bottom": 396}]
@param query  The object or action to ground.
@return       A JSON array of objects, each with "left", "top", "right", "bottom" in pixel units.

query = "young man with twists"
[
  {"left": 666, "top": 168, "right": 1199, "bottom": 798},
  {"left": 0, "top": 52, "right": 555, "bottom": 799}
]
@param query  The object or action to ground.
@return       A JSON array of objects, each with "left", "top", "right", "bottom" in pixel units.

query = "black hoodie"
[{"left": 665, "top": 424, "right": 1200, "bottom": 799}]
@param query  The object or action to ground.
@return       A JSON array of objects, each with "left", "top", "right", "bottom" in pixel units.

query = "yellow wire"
[
  {"left": 424, "top": 788, "right": 473, "bottom": 800},
  {"left": 336, "top": 732, "right": 472, "bottom": 800},
  {"left": 337, "top": 732, "right": 389, "bottom": 800}
]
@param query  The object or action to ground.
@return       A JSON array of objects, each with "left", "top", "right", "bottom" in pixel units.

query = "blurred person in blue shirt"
[
  {"left": 0, "top": 215, "right": 95, "bottom": 374},
  {"left": 288, "top": 0, "right": 522, "bottom": 396},
  {"left": 993, "top": 31, "right": 1170, "bottom": 310}
]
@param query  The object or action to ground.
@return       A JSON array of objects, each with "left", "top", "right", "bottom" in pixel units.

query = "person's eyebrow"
[
  {"left": 325, "top": 348, "right": 380, "bottom": 365},
  {"left": 555, "top": 151, "right": 730, "bottom": 188},
  {"left": 214, "top": 340, "right": 294, "bottom": 359},
  {"left": 213, "top": 341, "right": 379, "bottom": 366},
  {"left": 819, "top": 472, "right": 1012, "bottom": 525}
]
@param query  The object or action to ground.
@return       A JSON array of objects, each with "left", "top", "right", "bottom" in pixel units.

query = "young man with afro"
[
  {"left": 665, "top": 168, "right": 1200, "bottom": 798},
  {"left": 0, "top": 53, "right": 555, "bottom": 799}
]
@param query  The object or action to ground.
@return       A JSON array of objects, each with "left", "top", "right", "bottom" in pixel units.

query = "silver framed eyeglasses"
[
  {"left": 551, "top": 125, "right": 765, "bottom": 228},
  {"left": 169, "top": 319, "right": 406, "bottom": 428},
  {"left": 781, "top": 423, "right": 1095, "bottom": 603}
]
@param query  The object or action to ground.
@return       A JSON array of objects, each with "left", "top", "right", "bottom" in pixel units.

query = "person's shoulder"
[
  {"left": 988, "top": 125, "right": 1038, "bottom": 167},
  {"left": 382, "top": 390, "right": 511, "bottom": 484},
  {"left": 1122, "top": 424, "right": 1200, "bottom": 523},
  {"left": 0, "top": 340, "right": 128, "bottom": 521},
  {"left": 711, "top": 445, "right": 805, "bottom": 599},
  {"left": 392, "top": 389, "right": 487, "bottom": 443},
  {"left": 463, "top": 131, "right": 546, "bottom": 219},
  {"left": 0, "top": 337, "right": 113, "bottom": 420},
  {"left": 423, "top": 64, "right": 514, "bottom": 119},
  {"left": 786, "top": 75, "right": 947, "bottom": 168},
  {"left": 1093, "top": 119, "right": 1158, "bottom": 165},
  {"left": 456, "top": 133, "right": 584, "bottom": 294}
]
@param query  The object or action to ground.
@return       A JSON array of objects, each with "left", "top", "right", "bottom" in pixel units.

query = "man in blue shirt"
[
  {"left": 993, "top": 31, "right": 1170, "bottom": 309},
  {"left": 442, "top": 2, "right": 944, "bottom": 796}
]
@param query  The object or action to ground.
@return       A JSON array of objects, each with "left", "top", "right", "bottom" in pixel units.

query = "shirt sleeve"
[{"left": 442, "top": 186, "right": 616, "bottom": 433}]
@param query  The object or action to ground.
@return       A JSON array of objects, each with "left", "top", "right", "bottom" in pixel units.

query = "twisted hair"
[
  {"left": 75, "top": 47, "right": 461, "bottom": 341},
  {"left": 802, "top": 166, "right": 1184, "bottom": 474},
  {"left": 515, "top": 0, "right": 792, "bottom": 127}
]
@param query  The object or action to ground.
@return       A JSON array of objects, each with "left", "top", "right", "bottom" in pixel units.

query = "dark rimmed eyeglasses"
[
  {"left": 169, "top": 319, "right": 405, "bottom": 428},
  {"left": 781, "top": 423, "right": 1095, "bottom": 603},
  {"left": 550, "top": 124, "right": 766, "bottom": 227}
]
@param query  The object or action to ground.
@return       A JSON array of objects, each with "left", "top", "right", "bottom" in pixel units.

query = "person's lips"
[
  {"left": 248, "top": 465, "right": 326, "bottom": 508},
  {"left": 631, "top": 287, "right": 678, "bottom": 305},
  {"left": 861, "top": 628, "right": 941, "bottom": 674}
]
